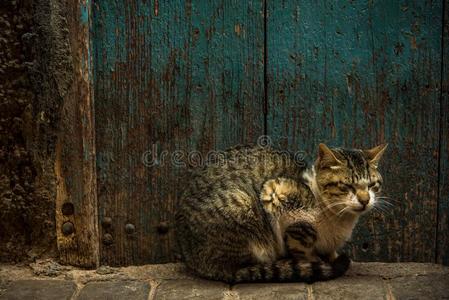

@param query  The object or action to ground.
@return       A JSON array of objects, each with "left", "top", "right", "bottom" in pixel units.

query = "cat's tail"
[{"left": 231, "top": 254, "right": 350, "bottom": 283}]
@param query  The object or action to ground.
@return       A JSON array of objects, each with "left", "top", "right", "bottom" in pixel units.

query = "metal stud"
[
  {"left": 125, "top": 223, "right": 135, "bottom": 234},
  {"left": 157, "top": 221, "right": 169, "bottom": 234},
  {"left": 62, "top": 221, "right": 74, "bottom": 235},
  {"left": 101, "top": 217, "right": 112, "bottom": 228},
  {"left": 61, "top": 202, "right": 74, "bottom": 215},
  {"left": 361, "top": 242, "right": 369, "bottom": 252}
]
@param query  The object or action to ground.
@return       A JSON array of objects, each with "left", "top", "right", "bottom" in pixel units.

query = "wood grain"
[
  {"left": 437, "top": 0, "right": 449, "bottom": 265},
  {"left": 92, "top": 0, "right": 264, "bottom": 265},
  {"left": 266, "top": 0, "right": 443, "bottom": 262},
  {"left": 55, "top": 0, "right": 99, "bottom": 267}
]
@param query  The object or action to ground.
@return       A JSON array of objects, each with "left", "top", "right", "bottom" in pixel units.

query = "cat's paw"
[{"left": 260, "top": 177, "right": 295, "bottom": 213}]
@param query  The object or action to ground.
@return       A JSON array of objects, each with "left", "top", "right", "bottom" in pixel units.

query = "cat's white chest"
[{"left": 315, "top": 223, "right": 354, "bottom": 254}]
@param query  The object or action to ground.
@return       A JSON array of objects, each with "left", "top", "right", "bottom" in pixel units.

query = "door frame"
[{"left": 55, "top": 0, "right": 99, "bottom": 268}]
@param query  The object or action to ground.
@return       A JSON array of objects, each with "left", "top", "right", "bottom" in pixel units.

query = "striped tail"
[{"left": 232, "top": 254, "right": 350, "bottom": 283}]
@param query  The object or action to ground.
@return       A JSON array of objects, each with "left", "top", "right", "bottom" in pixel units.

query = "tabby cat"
[{"left": 176, "top": 143, "right": 387, "bottom": 283}]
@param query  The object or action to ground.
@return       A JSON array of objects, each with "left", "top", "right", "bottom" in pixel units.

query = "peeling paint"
[
  {"left": 92, "top": 0, "right": 264, "bottom": 265},
  {"left": 80, "top": 0, "right": 89, "bottom": 24},
  {"left": 267, "top": 0, "right": 444, "bottom": 263}
]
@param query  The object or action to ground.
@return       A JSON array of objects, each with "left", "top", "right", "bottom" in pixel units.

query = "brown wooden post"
[{"left": 55, "top": 0, "right": 99, "bottom": 267}]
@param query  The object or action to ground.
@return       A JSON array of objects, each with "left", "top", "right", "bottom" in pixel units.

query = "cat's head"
[{"left": 314, "top": 143, "right": 388, "bottom": 216}]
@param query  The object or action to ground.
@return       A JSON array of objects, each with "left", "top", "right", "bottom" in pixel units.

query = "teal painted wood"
[
  {"left": 267, "top": 1, "right": 443, "bottom": 262},
  {"left": 92, "top": 0, "right": 264, "bottom": 265},
  {"left": 437, "top": 0, "right": 449, "bottom": 265}
]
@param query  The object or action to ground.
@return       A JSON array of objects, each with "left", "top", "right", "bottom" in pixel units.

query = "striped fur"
[
  {"left": 233, "top": 253, "right": 350, "bottom": 283},
  {"left": 176, "top": 143, "right": 387, "bottom": 283}
]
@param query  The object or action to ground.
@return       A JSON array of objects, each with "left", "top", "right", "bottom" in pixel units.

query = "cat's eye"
[
  {"left": 339, "top": 186, "right": 348, "bottom": 192},
  {"left": 369, "top": 182, "right": 381, "bottom": 192},
  {"left": 339, "top": 183, "right": 355, "bottom": 193}
]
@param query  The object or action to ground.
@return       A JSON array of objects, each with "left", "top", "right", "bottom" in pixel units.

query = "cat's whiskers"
[
  {"left": 374, "top": 206, "right": 392, "bottom": 216},
  {"left": 375, "top": 199, "right": 395, "bottom": 209},
  {"left": 377, "top": 201, "right": 394, "bottom": 209},
  {"left": 336, "top": 206, "right": 351, "bottom": 218},
  {"left": 316, "top": 201, "right": 348, "bottom": 221},
  {"left": 376, "top": 196, "right": 395, "bottom": 200},
  {"left": 320, "top": 201, "right": 347, "bottom": 212},
  {"left": 372, "top": 201, "right": 394, "bottom": 216},
  {"left": 375, "top": 196, "right": 399, "bottom": 203},
  {"left": 372, "top": 206, "right": 384, "bottom": 215},
  {"left": 376, "top": 206, "right": 393, "bottom": 216}
]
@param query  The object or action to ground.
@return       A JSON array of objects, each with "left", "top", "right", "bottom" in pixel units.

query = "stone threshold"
[{"left": 0, "top": 260, "right": 448, "bottom": 299}]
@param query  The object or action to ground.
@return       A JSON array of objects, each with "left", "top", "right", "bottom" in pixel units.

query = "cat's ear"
[
  {"left": 317, "top": 143, "right": 343, "bottom": 169},
  {"left": 364, "top": 144, "right": 388, "bottom": 168}
]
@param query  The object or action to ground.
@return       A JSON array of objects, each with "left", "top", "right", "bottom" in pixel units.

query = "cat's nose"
[{"left": 357, "top": 191, "right": 370, "bottom": 206}]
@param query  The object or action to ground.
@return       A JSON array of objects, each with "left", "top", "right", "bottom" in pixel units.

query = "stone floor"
[{"left": 0, "top": 260, "right": 448, "bottom": 299}]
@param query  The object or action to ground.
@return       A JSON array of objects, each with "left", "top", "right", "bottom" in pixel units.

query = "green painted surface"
[
  {"left": 267, "top": 0, "right": 443, "bottom": 262},
  {"left": 92, "top": 0, "right": 263, "bottom": 265},
  {"left": 91, "top": 0, "right": 447, "bottom": 264}
]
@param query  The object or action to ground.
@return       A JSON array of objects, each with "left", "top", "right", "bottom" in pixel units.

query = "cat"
[{"left": 175, "top": 143, "right": 387, "bottom": 283}]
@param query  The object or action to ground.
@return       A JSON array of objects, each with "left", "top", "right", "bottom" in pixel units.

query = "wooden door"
[
  {"left": 57, "top": 0, "right": 448, "bottom": 267},
  {"left": 266, "top": 0, "right": 446, "bottom": 263},
  {"left": 92, "top": 0, "right": 264, "bottom": 265}
]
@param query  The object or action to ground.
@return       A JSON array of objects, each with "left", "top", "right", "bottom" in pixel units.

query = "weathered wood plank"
[
  {"left": 55, "top": 0, "right": 99, "bottom": 267},
  {"left": 267, "top": 1, "right": 443, "bottom": 262},
  {"left": 437, "top": 0, "right": 449, "bottom": 266},
  {"left": 92, "top": 0, "right": 264, "bottom": 265}
]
